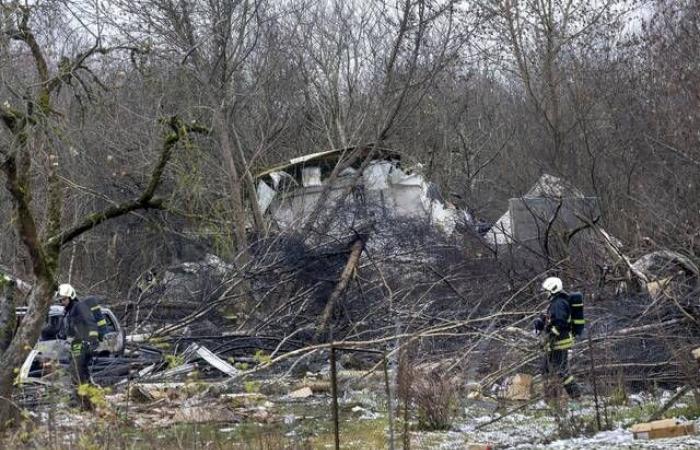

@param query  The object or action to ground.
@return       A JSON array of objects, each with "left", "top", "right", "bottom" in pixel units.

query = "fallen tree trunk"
[{"left": 314, "top": 236, "right": 366, "bottom": 342}]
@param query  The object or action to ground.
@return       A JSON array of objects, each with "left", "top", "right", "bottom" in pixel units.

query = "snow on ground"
[
  {"left": 418, "top": 417, "right": 699, "bottom": 449},
  {"left": 540, "top": 428, "right": 700, "bottom": 449},
  {"left": 412, "top": 390, "right": 699, "bottom": 449}
]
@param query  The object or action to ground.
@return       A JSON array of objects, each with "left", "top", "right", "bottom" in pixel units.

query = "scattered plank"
[
  {"left": 504, "top": 373, "right": 533, "bottom": 401},
  {"left": 129, "top": 383, "right": 186, "bottom": 403},
  {"left": 187, "top": 343, "right": 240, "bottom": 377},
  {"left": 289, "top": 387, "right": 313, "bottom": 398},
  {"left": 630, "top": 418, "right": 696, "bottom": 440}
]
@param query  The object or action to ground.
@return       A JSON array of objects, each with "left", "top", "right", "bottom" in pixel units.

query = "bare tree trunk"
[
  {"left": 0, "top": 113, "right": 200, "bottom": 429},
  {"left": 230, "top": 119, "right": 265, "bottom": 233},
  {"left": 314, "top": 236, "right": 366, "bottom": 342},
  {"left": 0, "top": 278, "right": 54, "bottom": 427},
  {"left": 215, "top": 108, "right": 250, "bottom": 262},
  {"left": 0, "top": 278, "right": 16, "bottom": 354}
]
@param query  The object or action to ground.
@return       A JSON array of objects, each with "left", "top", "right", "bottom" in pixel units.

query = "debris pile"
[
  {"left": 255, "top": 147, "right": 466, "bottom": 237},
  {"left": 5, "top": 161, "right": 700, "bottom": 450}
]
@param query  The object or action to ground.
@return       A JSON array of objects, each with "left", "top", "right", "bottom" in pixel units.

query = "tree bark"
[
  {"left": 215, "top": 108, "right": 249, "bottom": 261},
  {"left": 314, "top": 236, "right": 366, "bottom": 342},
  {"left": 0, "top": 278, "right": 16, "bottom": 354},
  {"left": 0, "top": 117, "right": 201, "bottom": 430},
  {"left": 0, "top": 279, "right": 54, "bottom": 427}
]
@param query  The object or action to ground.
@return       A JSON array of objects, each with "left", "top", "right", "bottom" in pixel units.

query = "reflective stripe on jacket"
[
  {"left": 547, "top": 292, "right": 574, "bottom": 350},
  {"left": 551, "top": 332, "right": 574, "bottom": 350}
]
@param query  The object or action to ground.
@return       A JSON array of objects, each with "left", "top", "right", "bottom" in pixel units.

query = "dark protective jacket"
[
  {"left": 546, "top": 292, "right": 573, "bottom": 350},
  {"left": 63, "top": 299, "right": 100, "bottom": 344},
  {"left": 82, "top": 296, "right": 108, "bottom": 339}
]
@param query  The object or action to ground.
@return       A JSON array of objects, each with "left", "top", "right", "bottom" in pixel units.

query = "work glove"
[{"left": 533, "top": 317, "right": 545, "bottom": 335}]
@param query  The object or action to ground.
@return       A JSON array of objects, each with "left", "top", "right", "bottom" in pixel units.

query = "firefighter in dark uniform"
[
  {"left": 56, "top": 284, "right": 99, "bottom": 388},
  {"left": 534, "top": 277, "right": 581, "bottom": 400}
]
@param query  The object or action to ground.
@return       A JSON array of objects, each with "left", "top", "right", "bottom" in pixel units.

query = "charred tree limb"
[
  {"left": 315, "top": 235, "right": 367, "bottom": 342},
  {"left": 648, "top": 385, "right": 692, "bottom": 422}
]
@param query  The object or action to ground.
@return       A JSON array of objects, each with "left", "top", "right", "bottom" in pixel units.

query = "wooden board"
[
  {"left": 505, "top": 373, "right": 533, "bottom": 400},
  {"left": 631, "top": 419, "right": 696, "bottom": 440}
]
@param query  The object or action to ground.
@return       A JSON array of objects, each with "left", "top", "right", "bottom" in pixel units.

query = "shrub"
[{"left": 411, "top": 369, "right": 460, "bottom": 431}]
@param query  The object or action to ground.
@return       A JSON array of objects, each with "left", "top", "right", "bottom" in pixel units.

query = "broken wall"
[
  {"left": 263, "top": 161, "right": 461, "bottom": 236},
  {"left": 509, "top": 197, "right": 600, "bottom": 244}
]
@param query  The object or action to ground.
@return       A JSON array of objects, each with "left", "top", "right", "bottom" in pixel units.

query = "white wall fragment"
[
  {"left": 269, "top": 171, "right": 297, "bottom": 190},
  {"left": 363, "top": 161, "right": 392, "bottom": 190},
  {"left": 256, "top": 180, "right": 276, "bottom": 214},
  {"left": 485, "top": 211, "right": 513, "bottom": 246},
  {"left": 302, "top": 167, "right": 322, "bottom": 186},
  {"left": 389, "top": 166, "right": 423, "bottom": 186},
  {"left": 430, "top": 201, "right": 458, "bottom": 236}
]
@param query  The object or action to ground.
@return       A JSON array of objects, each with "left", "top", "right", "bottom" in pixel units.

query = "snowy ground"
[
  {"left": 534, "top": 429, "right": 700, "bottom": 450},
  {"left": 412, "top": 391, "right": 700, "bottom": 449},
  {"left": 8, "top": 374, "right": 700, "bottom": 449}
]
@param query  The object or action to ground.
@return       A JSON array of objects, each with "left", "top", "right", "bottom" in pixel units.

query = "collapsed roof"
[{"left": 254, "top": 146, "right": 464, "bottom": 235}]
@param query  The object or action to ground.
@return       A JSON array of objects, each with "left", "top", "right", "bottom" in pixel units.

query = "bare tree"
[
  {"left": 481, "top": 0, "right": 625, "bottom": 172},
  {"left": 0, "top": 1, "right": 205, "bottom": 427}
]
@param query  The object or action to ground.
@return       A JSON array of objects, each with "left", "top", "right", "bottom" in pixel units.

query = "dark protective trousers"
[
  {"left": 542, "top": 349, "right": 581, "bottom": 399},
  {"left": 69, "top": 340, "right": 93, "bottom": 385},
  {"left": 70, "top": 340, "right": 95, "bottom": 410}
]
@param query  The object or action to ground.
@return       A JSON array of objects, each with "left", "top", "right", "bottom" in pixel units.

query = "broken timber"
[
  {"left": 630, "top": 418, "right": 697, "bottom": 440},
  {"left": 314, "top": 235, "right": 366, "bottom": 342},
  {"left": 647, "top": 347, "right": 700, "bottom": 422},
  {"left": 647, "top": 386, "right": 692, "bottom": 422},
  {"left": 182, "top": 343, "right": 240, "bottom": 377}
]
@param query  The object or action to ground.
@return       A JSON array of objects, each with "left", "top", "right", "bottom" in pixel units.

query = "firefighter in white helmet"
[
  {"left": 55, "top": 283, "right": 100, "bottom": 406},
  {"left": 533, "top": 276, "right": 581, "bottom": 400}
]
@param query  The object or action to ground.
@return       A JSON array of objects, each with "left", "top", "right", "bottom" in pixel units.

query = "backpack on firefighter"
[
  {"left": 567, "top": 292, "right": 585, "bottom": 337},
  {"left": 82, "top": 295, "right": 109, "bottom": 340}
]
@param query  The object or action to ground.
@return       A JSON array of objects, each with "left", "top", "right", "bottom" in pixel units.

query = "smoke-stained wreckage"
[{"left": 4, "top": 148, "right": 699, "bottom": 416}]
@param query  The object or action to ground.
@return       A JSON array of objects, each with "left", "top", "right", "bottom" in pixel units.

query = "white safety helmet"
[
  {"left": 541, "top": 277, "right": 563, "bottom": 295},
  {"left": 56, "top": 283, "right": 77, "bottom": 300}
]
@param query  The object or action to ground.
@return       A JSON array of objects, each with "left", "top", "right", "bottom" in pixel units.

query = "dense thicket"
[{"left": 0, "top": 0, "right": 699, "bottom": 428}]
